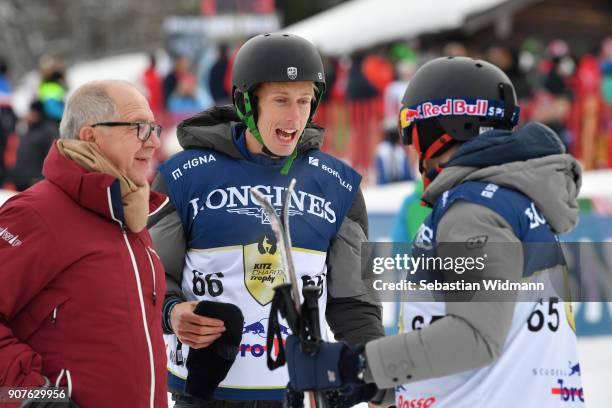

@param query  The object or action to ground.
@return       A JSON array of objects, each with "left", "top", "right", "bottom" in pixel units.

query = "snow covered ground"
[{"left": 577, "top": 336, "right": 612, "bottom": 407}]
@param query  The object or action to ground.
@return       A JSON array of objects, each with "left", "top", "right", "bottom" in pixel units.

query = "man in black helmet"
[
  {"left": 148, "top": 33, "right": 384, "bottom": 407},
  {"left": 283, "top": 56, "right": 584, "bottom": 407}
]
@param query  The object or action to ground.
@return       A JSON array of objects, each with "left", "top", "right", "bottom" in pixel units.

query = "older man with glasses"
[{"left": 0, "top": 80, "right": 169, "bottom": 407}]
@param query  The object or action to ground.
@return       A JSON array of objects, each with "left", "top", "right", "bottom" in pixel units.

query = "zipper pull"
[
  {"left": 51, "top": 307, "right": 58, "bottom": 324},
  {"left": 152, "top": 291, "right": 157, "bottom": 305}
]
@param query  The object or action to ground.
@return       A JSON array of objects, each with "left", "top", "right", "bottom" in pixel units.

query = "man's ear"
[{"left": 79, "top": 126, "right": 95, "bottom": 142}]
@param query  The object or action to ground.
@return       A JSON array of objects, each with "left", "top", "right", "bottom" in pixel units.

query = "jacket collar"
[{"left": 43, "top": 142, "right": 167, "bottom": 227}]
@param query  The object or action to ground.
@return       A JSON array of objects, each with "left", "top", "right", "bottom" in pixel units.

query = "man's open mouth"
[{"left": 276, "top": 128, "right": 298, "bottom": 142}]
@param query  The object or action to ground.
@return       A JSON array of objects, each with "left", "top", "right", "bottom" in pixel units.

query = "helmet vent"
[
  {"left": 475, "top": 63, "right": 483, "bottom": 68},
  {"left": 282, "top": 34, "right": 289, "bottom": 37},
  {"left": 264, "top": 33, "right": 270, "bottom": 36}
]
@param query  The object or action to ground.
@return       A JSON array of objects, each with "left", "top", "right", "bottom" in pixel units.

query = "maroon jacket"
[{"left": 0, "top": 144, "right": 169, "bottom": 407}]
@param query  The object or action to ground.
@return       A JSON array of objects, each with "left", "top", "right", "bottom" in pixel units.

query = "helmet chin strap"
[
  {"left": 421, "top": 166, "right": 443, "bottom": 207},
  {"left": 235, "top": 90, "right": 264, "bottom": 146}
]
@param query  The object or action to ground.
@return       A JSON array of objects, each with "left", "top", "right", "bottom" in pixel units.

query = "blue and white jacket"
[{"left": 365, "top": 122, "right": 584, "bottom": 407}]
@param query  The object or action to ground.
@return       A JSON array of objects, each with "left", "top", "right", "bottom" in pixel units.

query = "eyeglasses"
[{"left": 91, "top": 122, "right": 162, "bottom": 142}]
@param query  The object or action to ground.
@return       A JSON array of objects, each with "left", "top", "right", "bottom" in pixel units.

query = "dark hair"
[
  {"left": 0, "top": 57, "right": 7, "bottom": 75},
  {"left": 29, "top": 100, "right": 46, "bottom": 116},
  {"left": 45, "top": 70, "right": 64, "bottom": 83}
]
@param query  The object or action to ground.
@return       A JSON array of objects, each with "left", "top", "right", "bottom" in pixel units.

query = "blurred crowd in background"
[{"left": 1, "top": 34, "right": 611, "bottom": 190}]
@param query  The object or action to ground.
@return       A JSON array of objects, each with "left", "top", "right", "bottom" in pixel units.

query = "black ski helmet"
[
  {"left": 232, "top": 33, "right": 326, "bottom": 170},
  {"left": 399, "top": 56, "right": 519, "bottom": 162}
]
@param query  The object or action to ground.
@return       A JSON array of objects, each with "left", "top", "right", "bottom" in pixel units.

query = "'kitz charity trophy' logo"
[{"left": 243, "top": 235, "right": 286, "bottom": 305}]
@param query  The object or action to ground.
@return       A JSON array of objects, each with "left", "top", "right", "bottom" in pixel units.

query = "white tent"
[{"left": 282, "top": 0, "right": 512, "bottom": 55}]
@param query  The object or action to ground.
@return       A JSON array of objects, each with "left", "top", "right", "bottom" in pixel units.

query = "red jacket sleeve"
[{"left": 0, "top": 200, "right": 59, "bottom": 388}]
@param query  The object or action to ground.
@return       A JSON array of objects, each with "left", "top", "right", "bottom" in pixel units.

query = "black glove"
[
  {"left": 285, "top": 335, "right": 377, "bottom": 406},
  {"left": 185, "top": 301, "right": 244, "bottom": 400},
  {"left": 285, "top": 335, "right": 359, "bottom": 391}
]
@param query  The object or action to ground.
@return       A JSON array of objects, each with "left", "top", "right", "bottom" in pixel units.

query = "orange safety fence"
[
  {"left": 314, "top": 97, "right": 385, "bottom": 180},
  {"left": 567, "top": 88, "right": 612, "bottom": 170}
]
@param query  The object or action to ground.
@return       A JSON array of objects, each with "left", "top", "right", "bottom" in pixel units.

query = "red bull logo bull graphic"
[
  {"left": 241, "top": 318, "right": 290, "bottom": 358},
  {"left": 242, "top": 321, "right": 266, "bottom": 336},
  {"left": 400, "top": 108, "right": 421, "bottom": 128},
  {"left": 242, "top": 318, "right": 290, "bottom": 338}
]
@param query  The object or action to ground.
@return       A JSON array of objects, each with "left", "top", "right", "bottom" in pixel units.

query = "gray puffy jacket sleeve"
[
  {"left": 326, "top": 188, "right": 385, "bottom": 346},
  {"left": 364, "top": 201, "right": 522, "bottom": 389},
  {"left": 148, "top": 173, "right": 186, "bottom": 301}
]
